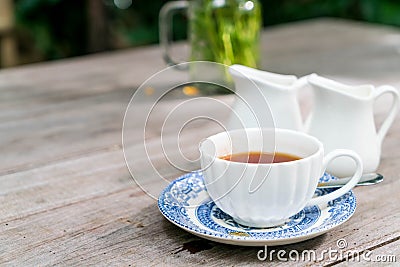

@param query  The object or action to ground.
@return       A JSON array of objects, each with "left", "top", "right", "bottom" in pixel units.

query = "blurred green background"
[{"left": 4, "top": 0, "right": 400, "bottom": 66}]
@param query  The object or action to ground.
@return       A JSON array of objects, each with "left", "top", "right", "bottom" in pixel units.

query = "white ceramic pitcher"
[
  {"left": 227, "top": 64, "right": 308, "bottom": 131},
  {"left": 306, "top": 74, "right": 400, "bottom": 177}
]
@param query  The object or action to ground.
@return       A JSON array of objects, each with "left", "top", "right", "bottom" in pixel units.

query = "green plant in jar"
[{"left": 189, "top": 0, "right": 262, "bottom": 68}]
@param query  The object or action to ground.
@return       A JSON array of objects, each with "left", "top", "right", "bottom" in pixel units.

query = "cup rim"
[{"left": 199, "top": 128, "right": 323, "bottom": 166}]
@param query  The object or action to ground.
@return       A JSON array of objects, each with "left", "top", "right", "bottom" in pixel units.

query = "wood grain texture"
[{"left": 0, "top": 18, "right": 399, "bottom": 266}]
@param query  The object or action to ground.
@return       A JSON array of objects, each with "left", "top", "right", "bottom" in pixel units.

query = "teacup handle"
[
  {"left": 307, "top": 149, "right": 363, "bottom": 207},
  {"left": 374, "top": 85, "right": 400, "bottom": 145}
]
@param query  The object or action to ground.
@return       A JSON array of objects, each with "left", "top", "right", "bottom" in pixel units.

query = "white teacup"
[{"left": 199, "top": 128, "right": 363, "bottom": 228}]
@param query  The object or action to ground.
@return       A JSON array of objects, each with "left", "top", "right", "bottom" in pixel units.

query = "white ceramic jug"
[
  {"left": 228, "top": 64, "right": 308, "bottom": 131},
  {"left": 306, "top": 74, "right": 400, "bottom": 177}
]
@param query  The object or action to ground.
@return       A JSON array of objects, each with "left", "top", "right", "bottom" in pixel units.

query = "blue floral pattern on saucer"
[{"left": 158, "top": 171, "right": 356, "bottom": 246}]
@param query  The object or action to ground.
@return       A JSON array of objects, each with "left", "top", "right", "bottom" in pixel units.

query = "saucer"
[{"left": 158, "top": 171, "right": 356, "bottom": 246}]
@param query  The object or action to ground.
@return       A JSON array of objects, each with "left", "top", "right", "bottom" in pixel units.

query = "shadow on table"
[{"left": 159, "top": 210, "right": 328, "bottom": 264}]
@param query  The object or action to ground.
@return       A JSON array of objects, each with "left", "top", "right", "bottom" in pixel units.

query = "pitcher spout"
[
  {"left": 308, "top": 73, "right": 375, "bottom": 101},
  {"left": 293, "top": 74, "right": 311, "bottom": 90},
  {"left": 227, "top": 65, "right": 305, "bottom": 131},
  {"left": 229, "top": 64, "right": 298, "bottom": 91}
]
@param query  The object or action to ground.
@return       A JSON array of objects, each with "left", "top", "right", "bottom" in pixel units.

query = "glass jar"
[
  {"left": 189, "top": 0, "right": 262, "bottom": 68},
  {"left": 160, "top": 0, "right": 262, "bottom": 68}
]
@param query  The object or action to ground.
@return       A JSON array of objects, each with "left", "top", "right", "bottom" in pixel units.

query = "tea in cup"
[{"left": 199, "top": 128, "right": 363, "bottom": 228}]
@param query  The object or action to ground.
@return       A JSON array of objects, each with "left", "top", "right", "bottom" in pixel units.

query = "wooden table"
[{"left": 1, "top": 18, "right": 399, "bottom": 266}]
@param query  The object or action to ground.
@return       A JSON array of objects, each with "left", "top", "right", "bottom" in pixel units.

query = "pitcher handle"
[
  {"left": 159, "top": 1, "right": 189, "bottom": 68},
  {"left": 374, "top": 85, "right": 400, "bottom": 144},
  {"left": 307, "top": 149, "right": 362, "bottom": 207}
]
